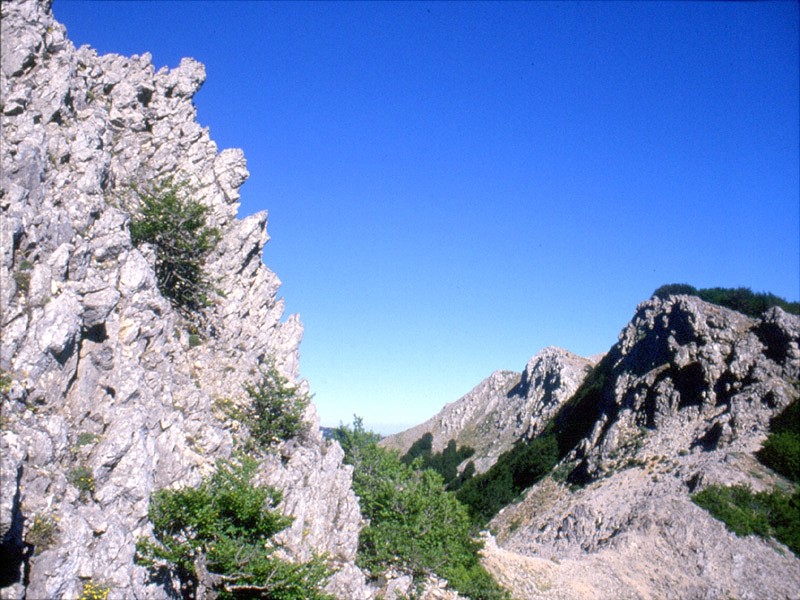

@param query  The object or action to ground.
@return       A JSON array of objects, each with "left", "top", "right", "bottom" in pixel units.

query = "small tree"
[
  {"left": 129, "top": 178, "right": 220, "bottom": 315},
  {"left": 136, "top": 457, "right": 332, "bottom": 599},
  {"left": 244, "top": 362, "right": 310, "bottom": 448},
  {"left": 332, "top": 419, "right": 509, "bottom": 599}
]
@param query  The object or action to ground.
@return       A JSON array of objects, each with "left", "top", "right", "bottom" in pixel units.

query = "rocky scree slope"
[
  {"left": 0, "top": 1, "right": 370, "bottom": 598},
  {"left": 382, "top": 347, "right": 595, "bottom": 475},
  {"left": 485, "top": 294, "right": 800, "bottom": 599}
]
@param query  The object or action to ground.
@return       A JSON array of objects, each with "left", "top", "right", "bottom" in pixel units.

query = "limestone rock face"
[
  {"left": 0, "top": 1, "right": 368, "bottom": 597},
  {"left": 382, "top": 347, "right": 595, "bottom": 474},
  {"left": 485, "top": 295, "right": 800, "bottom": 599}
]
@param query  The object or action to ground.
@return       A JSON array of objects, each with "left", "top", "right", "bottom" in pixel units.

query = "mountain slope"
[
  {"left": 484, "top": 294, "right": 800, "bottom": 598},
  {"left": 383, "top": 347, "right": 595, "bottom": 475}
]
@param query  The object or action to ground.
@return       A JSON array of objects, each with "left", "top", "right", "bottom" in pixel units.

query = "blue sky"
[{"left": 53, "top": 1, "right": 799, "bottom": 433}]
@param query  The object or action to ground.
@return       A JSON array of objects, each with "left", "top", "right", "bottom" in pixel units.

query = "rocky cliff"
[
  {"left": 385, "top": 293, "right": 800, "bottom": 598},
  {"left": 382, "top": 347, "right": 595, "bottom": 475},
  {"left": 485, "top": 295, "right": 800, "bottom": 599},
  {"left": 0, "top": 1, "right": 369, "bottom": 597}
]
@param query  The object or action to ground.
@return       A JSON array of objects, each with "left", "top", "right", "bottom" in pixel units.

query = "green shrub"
[
  {"left": 756, "top": 397, "right": 800, "bottom": 484},
  {"left": 692, "top": 484, "right": 800, "bottom": 556},
  {"left": 136, "top": 457, "right": 332, "bottom": 599},
  {"left": 695, "top": 397, "right": 800, "bottom": 557},
  {"left": 333, "top": 418, "right": 508, "bottom": 599},
  {"left": 400, "top": 434, "right": 476, "bottom": 489},
  {"left": 652, "top": 284, "right": 800, "bottom": 317},
  {"left": 758, "top": 432, "right": 800, "bottom": 484},
  {"left": 243, "top": 362, "right": 309, "bottom": 448},
  {"left": 129, "top": 178, "right": 220, "bottom": 315},
  {"left": 76, "top": 432, "right": 100, "bottom": 446},
  {"left": 456, "top": 434, "right": 559, "bottom": 524}
]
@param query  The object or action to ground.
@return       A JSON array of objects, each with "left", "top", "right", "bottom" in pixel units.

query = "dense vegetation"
[
  {"left": 758, "top": 396, "right": 800, "bottom": 482},
  {"left": 693, "top": 484, "right": 799, "bottom": 556},
  {"left": 400, "top": 433, "right": 476, "bottom": 489},
  {"left": 693, "top": 398, "right": 800, "bottom": 556},
  {"left": 136, "top": 457, "right": 332, "bottom": 599},
  {"left": 129, "top": 178, "right": 220, "bottom": 315},
  {"left": 653, "top": 284, "right": 800, "bottom": 317},
  {"left": 456, "top": 434, "right": 559, "bottom": 524},
  {"left": 333, "top": 418, "right": 508, "bottom": 599}
]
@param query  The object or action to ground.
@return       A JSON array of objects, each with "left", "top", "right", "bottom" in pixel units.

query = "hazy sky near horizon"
[{"left": 53, "top": 1, "right": 799, "bottom": 433}]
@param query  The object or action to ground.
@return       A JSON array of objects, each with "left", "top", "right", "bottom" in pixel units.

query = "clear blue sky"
[{"left": 53, "top": 1, "right": 799, "bottom": 433}]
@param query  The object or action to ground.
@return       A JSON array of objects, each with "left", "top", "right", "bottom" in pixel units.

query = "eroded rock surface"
[
  {"left": 1, "top": 1, "right": 369, "bottom": 597},
  {"left": 485, "top": 296, "right": 800, "bottom": 599}
]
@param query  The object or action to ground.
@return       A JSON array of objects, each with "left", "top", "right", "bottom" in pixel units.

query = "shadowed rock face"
[
  {"left": 382, "top": 347, "right": 596, "bottom": 474},
  {"left": 485, "top": 295, "right": 800, "bottom": 599},
  {"left": 563, "top": 295, "right": 800, "bottom": 480},
  {"left": 1, "top": 1, "right": 369, "bottom": 597}
]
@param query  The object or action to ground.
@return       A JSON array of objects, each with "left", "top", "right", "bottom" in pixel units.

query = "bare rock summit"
[{"left": 383, "top": 346, "right": 595, "bottom": 474}]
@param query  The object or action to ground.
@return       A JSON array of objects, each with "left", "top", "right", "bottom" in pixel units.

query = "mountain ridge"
[
  {"left": 2, "top": 1, "right": 798, "bottom": 597},
  {"left": 389, "top": 292, "right": 800, "bottom": 598}
]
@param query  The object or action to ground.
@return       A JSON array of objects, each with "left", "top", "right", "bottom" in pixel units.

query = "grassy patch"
[{"left": 692, "top": 484, "right": 799, "bottom": 556}]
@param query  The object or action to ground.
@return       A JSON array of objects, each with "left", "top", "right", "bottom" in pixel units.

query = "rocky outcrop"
[
  {"left": 485, "top": 295, "right": 800, "bottom": 599},
  {"left": 0, "top": 1, "right": 369, "bottom": 597},
  {"left": 383, "top": 347, "right": 595, "bottom": 474}
]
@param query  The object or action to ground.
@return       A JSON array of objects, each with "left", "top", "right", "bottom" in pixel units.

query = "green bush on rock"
[
  {"left": 333, "top": 418, "right": 508, "bottom": 599},
  {"left": 692, "top": 484, "right": 800, "bottom": 556},
  {"left": 244, "top": 362, "right": 310, "bottom": 448},
  {"left": 129, "top": 178, "right": 220, "bottom": 315},
  {"left": 652, "top": 284, "right": 800, "bottom": 317},
  {"left": 692, "top": 398, "right": 800, "bottom": 557},
  {"left": 136, "top": 457, "right": 332, "bottom": 600}
]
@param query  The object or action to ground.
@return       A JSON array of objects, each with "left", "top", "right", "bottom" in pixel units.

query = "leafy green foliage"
[
  {"left": 652, "top": 284, "right": 800, "bottom": 317},
  {"left": 692, "top": 484, "right": 800, "bottom": 556},
  {"left": 759, "top": 432, "right": 800, "bottom": 484},
  {"left": 758, "top": 397, "right": 800, "bottom": 484},
  {"left": 333, "top": 418, "right": 508, "bottom": 599},
  {"left": 456, "top": 434, "right": 559, "bottom": 524},
  {"left": 129, "top": 178, "right": 220, "bottom": 315},
  {"left": 243, "top": 362, "right": 310, "bottom": 448},
  {"left": 400, "top": 434, "right": 476, "bottom": 489},
  {"left": 136, "top": 457, "right": 332, "bottom": 599}
]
